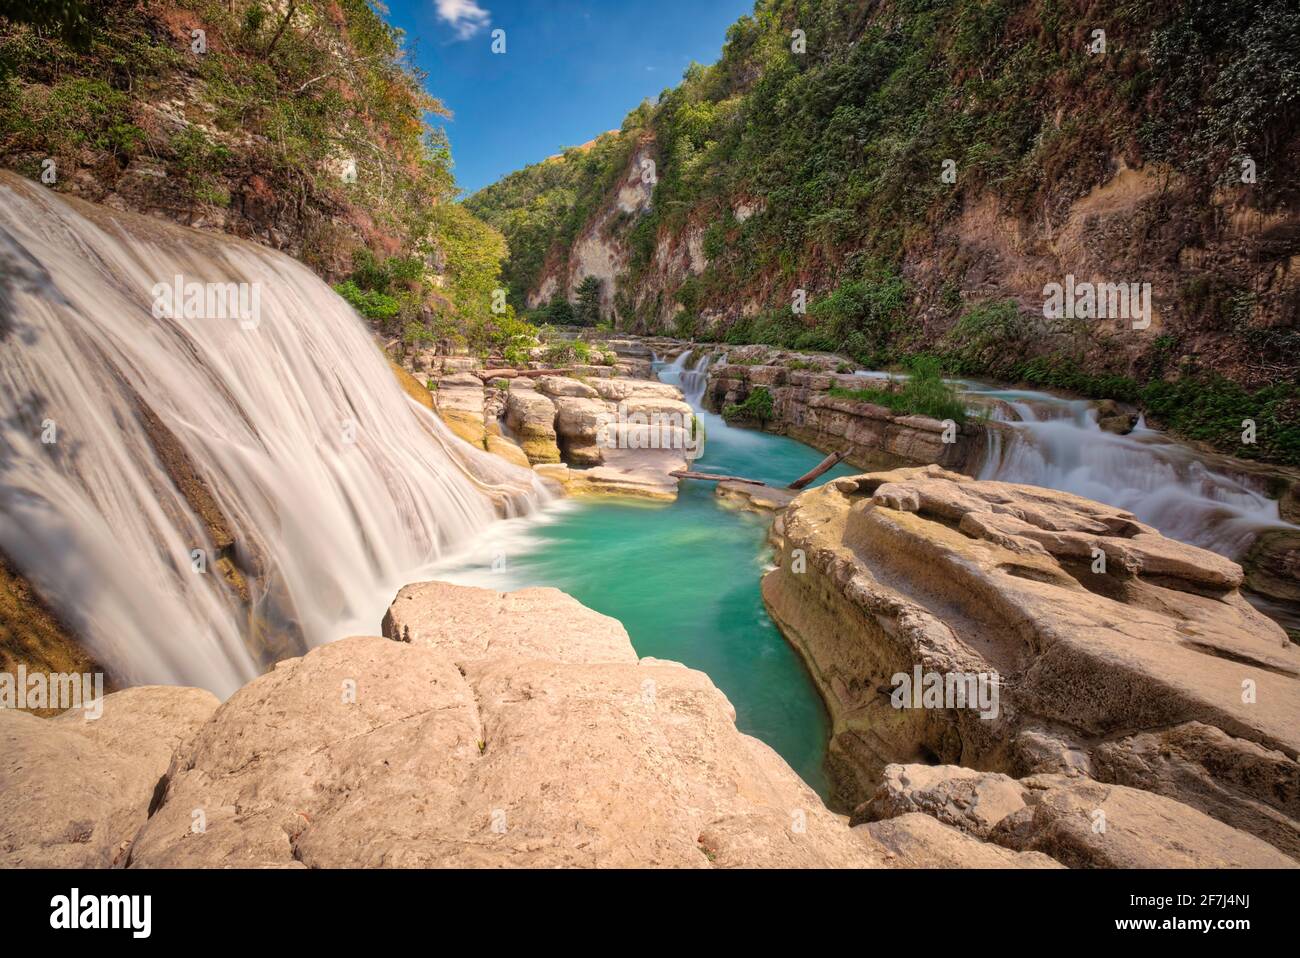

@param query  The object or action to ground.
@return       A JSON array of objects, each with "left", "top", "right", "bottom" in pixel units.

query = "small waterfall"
[
  {"left": 679, "top": 353, "right": 713, "bottom": 406},
  {"left": 0, "top": 175, "right": 542, "bottom": 695},
  {"left": 968, "top": 382, "right": 1288, "bottom": 558}
]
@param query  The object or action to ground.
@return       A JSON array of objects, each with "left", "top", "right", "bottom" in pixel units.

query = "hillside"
[
  {"left": 467, "top": 0, "right": 1300, "bottom": 464},
  {"left": 0, "top": 0, "right": 526, "bottom": 355}
]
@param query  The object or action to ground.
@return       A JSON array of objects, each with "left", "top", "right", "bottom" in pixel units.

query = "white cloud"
[{"left": 436, "top": 0, "right": 491, "bottom": 40}]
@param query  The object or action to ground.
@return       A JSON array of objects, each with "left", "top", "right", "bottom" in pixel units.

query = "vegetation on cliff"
[
  {"left": 470, "top": 0, "right": 1299, "bottom": 463},
  {"left": 465, "top": 126, "right": 641, "bottom": 311},
  {"left": 0, "top": 0, "right": 526, "bottom": 356}
]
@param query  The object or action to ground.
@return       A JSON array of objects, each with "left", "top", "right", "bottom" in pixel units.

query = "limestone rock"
[
  {"left": 700, "top": 363, "right": 986, "bottom": 473},
  {"left": 435, "top": 371, "right": 489, "bottom": 448},
  {"left": 861, "top": 763, "right": 1294, "bottom": 868},
  {"left": 0, "top": 686, "right": 219, "bottom": 867},
  {"left": 1091, "top": 721, "right": 1300, "bottom": 860},
  {"left": 382, "top": 581, "right": 638, "bottom": 669},
  {"left": 128, "top": 584, "right": 891, "bottom": 868},
  {"left": 762, "top": 465, "right": 1300, "bottom": 857},
  {"left": 857, "top": 764, "right": 1028, "bottom": 839},
  {"left": 715, "top": 480, "right": 797, "bottom": 512},
  {"left": 992, "top": 773, "right": 1297, "bottom": 869},
  {"left": 1094, "top": 399, "right": 1138, "bottom": 435},
  {"left": 536, "top": 375, "right": 599, "bottom": 399},
  {"left": 505, "top": 387, "right": 561, "bottom": 464},
  {"left": 590, "top": 379, "right": 681, "bottom": 402},
  {"left": 860, "top": 813, "right": 1062, "bottom": 868}
]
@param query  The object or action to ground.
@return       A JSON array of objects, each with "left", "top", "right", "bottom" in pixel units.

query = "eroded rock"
[
  {"left": 861, "top": 763, "right": 1294, "bottom": 868},
  {"left": 0, "top": 686, "right": 219, "bottom": 867},
  {"left": 763, "top": 465, "right": 1300, "bottom": 859},
  {"left": 128, "top": 583, "right": 891, "bottom": 868}
]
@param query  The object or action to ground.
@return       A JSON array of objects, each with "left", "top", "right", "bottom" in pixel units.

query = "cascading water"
[
  {"left": 966, "top": 381, "right": 1289, "bottom": 559},
  {"left": 0, "top": 174, "right": 542, "bottom": 695},
  {"left": 678, "top": 353, "right": 713, "bottom": 406}
]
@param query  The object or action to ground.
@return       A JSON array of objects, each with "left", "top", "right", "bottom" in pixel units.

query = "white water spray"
[
  {"left": 967, "top": 382, "right": 1288, "bottom": 558},
  {"left": 0, "top": 175, "right": 542, "bottom": 695}
]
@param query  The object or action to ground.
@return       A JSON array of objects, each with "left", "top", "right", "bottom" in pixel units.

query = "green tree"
[{"left": 575, "top": 276, "right": 602, "bottom": 326}]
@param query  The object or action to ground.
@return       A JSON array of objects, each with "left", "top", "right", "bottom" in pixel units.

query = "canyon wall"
[{"left": 470, "top": 0, "right": 1299, "bottom": 464}]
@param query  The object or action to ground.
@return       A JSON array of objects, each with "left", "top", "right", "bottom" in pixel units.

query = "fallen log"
[
  {"left": 670, "top": 470, "right": 768, "bottom": 486},
  {"left": 786, "top": 450, "right": 847, "bottom": 490},
  {"left": 474, "top": 367, "right": 575, "bottom": 380}
]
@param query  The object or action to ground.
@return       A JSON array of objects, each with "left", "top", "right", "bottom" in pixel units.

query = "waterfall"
[
  {"left": 967, "top": 383, "right": 1288, "bottom": 559},
  {"left": 680, "top": 354, "right": 713, "bottom": 406},
  {"left": 0, "top": 174, "right": 542, "bottom": 696}
]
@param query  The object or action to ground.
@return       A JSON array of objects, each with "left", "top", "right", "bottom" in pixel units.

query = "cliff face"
[
  {"left": 473, "top": 0, "right": 1299, "bottom": 461},
  {"left": 0, "top": 1, "right": 467, "bottom": 283}
]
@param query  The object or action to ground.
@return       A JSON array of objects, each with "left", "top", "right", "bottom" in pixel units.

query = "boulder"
[
  {"left": 127, "top": 583, "right": 893, "bottom": 868},
  {"left": 0, "top": 686, "right": 219, "bottom": 867},
  {"left": 553, "top": 395, "right": 613, "bottom": 467},
  {"left": 1094, "top": 399, "right": 1138, "bottom": 435},
  {"left": 762, "top": 465, "right": 1300, "bottom": 859},
  {"left": 504, "top": 387, "right": 561, "bottom": 464}
]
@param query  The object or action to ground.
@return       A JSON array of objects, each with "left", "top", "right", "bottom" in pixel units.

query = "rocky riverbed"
[{"left": 4, "top": 576, "right": 1291, "bottom": 868}]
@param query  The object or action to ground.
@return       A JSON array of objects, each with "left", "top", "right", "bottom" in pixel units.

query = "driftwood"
[
  {"left": 672, "top": 449, "right": 847, "bottom": 491},
  {"left": 670, "top": 471, "right": 768, "bottom": 486},
  {"left": 786, "top": 450, "right": 847, "bottom": 490}
]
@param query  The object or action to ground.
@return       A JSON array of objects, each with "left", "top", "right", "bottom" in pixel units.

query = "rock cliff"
[{"left": 763, "top": 465, "right": 1300, "bottom": 861}]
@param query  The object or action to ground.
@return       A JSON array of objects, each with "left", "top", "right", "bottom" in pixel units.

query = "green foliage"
[
  {"left": 944, "top": 298, "right": 1031, "bottom": 379},
  {"left": 533, "top": 295, "right": 574, "bottom": 326},
  {"left": 723, "top": 386, "right": 774, "bottom": 425},
  {"left": 0, "top": 0, "right": 112, "bottom": 50},
  {"left": 1009, "top": 354, "right": 1141, "bottom": 402},
  {"left": 542, "top": 339, "right": 592, "bottom": 366},
  {"left": 1140, "top": 377, "right": 1299, "bottom": 465},
  {"left": 574, "top": 275, "right": 602, "bottom": 326},
  {"left": 333, "top": 279, "right": 404, "bottom": 324},
  {"left": 465, "top": 130, "right": 639, "bottom": 310},
  {"left": 0, "top": 0, "right": 500, "bottom": 347},
  {"left": 801, "top": 264, "right": 908, "bottom": 363},
  {"left": 1143, "top": 0, "right": 1300, "bottom": 175},
  {"left": 829, "top": 356, "right": 967, "bottom": 423}
]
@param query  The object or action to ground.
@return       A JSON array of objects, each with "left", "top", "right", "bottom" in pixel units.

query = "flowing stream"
[
  {"left": 840, "top": 369, "right": 1292, "bottom": 563},
  {"left": 0, "top": 175, "right": 541, "bottom": 695},
  {"left": 965, "top": 382, "right": 1288, "bottom": 561},
  {"left": 433, "top": 350, "right": 855, "bottom": 797}
]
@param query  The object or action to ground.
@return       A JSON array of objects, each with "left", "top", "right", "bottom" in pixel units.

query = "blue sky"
[{"left": 382, "top": 0, "right": 755, "bottom": 196}]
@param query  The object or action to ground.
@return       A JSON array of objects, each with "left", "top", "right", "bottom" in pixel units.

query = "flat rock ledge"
[
  {"left": 763, "top": 465, "right": 1300, "bottom": 864},
  {"left": 5, "top": 583, "right": 906, "bottom": 868},
  {"left": 6, "top": 573, "right": 1284, "bottom": 868}
]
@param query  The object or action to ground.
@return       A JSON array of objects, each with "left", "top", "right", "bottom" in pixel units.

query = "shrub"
[
  {"left": 723, "top": 386, "right": 774, "bottom": 424},
  {"left": 829, "top": 356, "right": 967, "bottom": 422}
]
